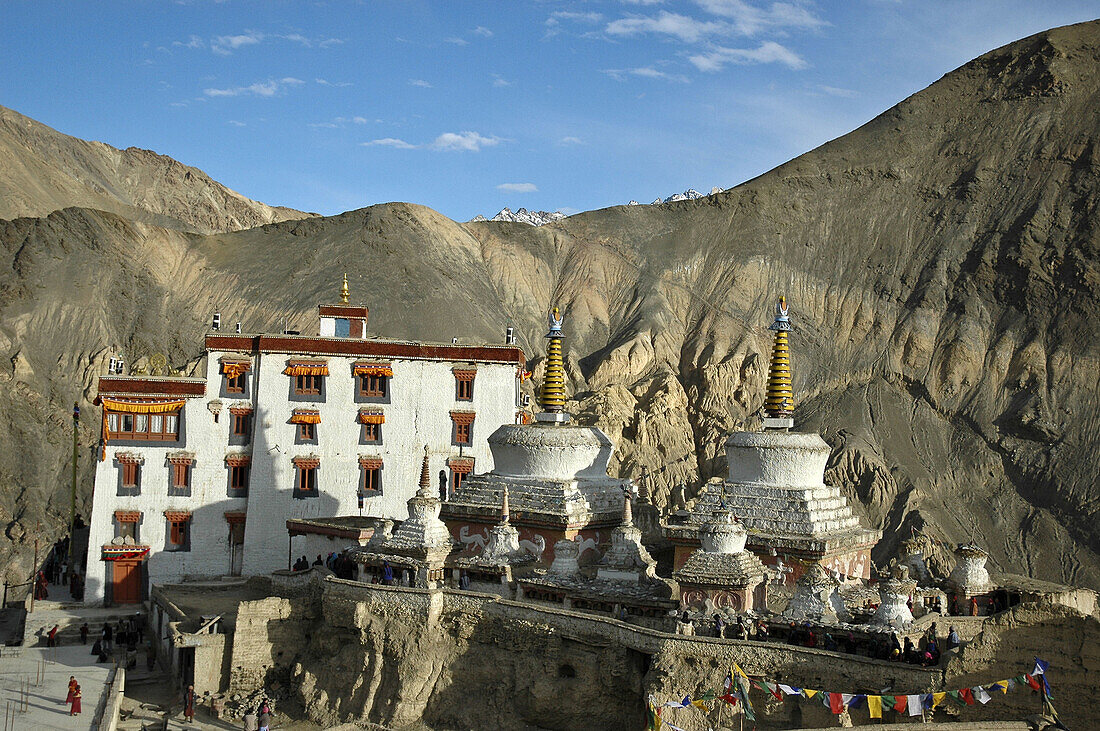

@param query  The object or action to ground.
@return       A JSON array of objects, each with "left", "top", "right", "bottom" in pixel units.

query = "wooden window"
[
  {"left": 225, "top": 372, "right": 245, "bottom": 394},
  {"left": 359, "top": 374, "right": 388, "bottom": 398},
  {"left": 108, "top": 410, "right": 180, "bottom": 442},
  {"left": 228, "top": 521, "right": 245, "bottom": 545},
  {"left": 449, "top": 459, "right": 474, "bottom": 494},
  {"left": 232, "top": 412, "right": 251, "bottom": 437},
  {"left": 114, "top": 511, "right": 141, "bottom": 541},
  {"left": 118, "top": 521, "right": 137, "bottom": 541},
  {"left": 450, "top": 411, "right": 475, "bottom": 446},
  {"left": 165, "top": 511, "right": 191, "bottom": 551},
  {"left": 452, "top": 470, "right": 466, "bottom": 492},
  {"left": 360, "top": 461, "right": 382, "bottom": 495},
  {"left": 171, "top": 462, "right": 190, "bottom": 489},
  {"left": 455, "top": 421, "right": 471, "bottom": 446},
  {"left": 298, "top": 465, "right": 317, "bottom": 492},
  {"left": 122, "top": 462, "right": 140, "bottom": 488},
  {"left": 454, "top": 369, "right": 476, "bottom": 401},
  {"left": 362, "top": 422, "right": 381, "bottom": 443},
  {"left": 229, "top": 464, "right": 250, "bottom": 491},
  {"left": 298, "top": 422, "right": 316, "bottom": 441},
  {"left": 295, "top": 373, "right": 322, "bottom": 395}
]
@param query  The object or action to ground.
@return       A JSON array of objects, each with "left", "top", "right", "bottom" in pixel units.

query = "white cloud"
[
  {"left": 445, "top": 37, "right": 469, "bottom": 46},
  {"left": 409, "top": 79, "right": 433, "bottom": 88},
  {"left": 688, "top": 41, "right": 807, "bottom": 71},
  {"left": 473, "top": 26, "right": 493, "bottom": 37},
  {"left": 819, "top": 84, "right": 857, "bottom": 98},
  {"left": 621, "top": 0, "right": 664, "bottom": 4},
  {"left": 492, "top": 74, "right": 512, "bottom": 87},
  {"left": 559, "top": 136, "right": 585, "bottom": 145},
  {"left": 550, "top": 11, "right": 603, "bottom": 23},
  {"left": 606, "top": 11, "right": 728, "bottom": 42},
  {"left": 693, "top": 0, "right": 827, "bottom": 35},
  {"left": 211, "top": 31, "right": 264, "bottom": 55},
  {"left": 315, "top": 78, "right": 352, "bottom": 87},
  {"left": 203, "top": 77, "right": 304, "bottom": 98},
  {"left": 309, "top": 122, "right": 339, "bottom": 129},
  {"left": 602, "top": 66, "right": 689, "bottom": 82},
  {"left": 227, "top": 120, "right": 247, "bottom": 127},
  {"left": 362, "top": 138, "right": 417, "bottom": 149},
  {"left": 319, "top": 37, "right": 344, "bottom": 47},
  {"left": 430, "top": 131, "right": 502, "bottom": 152},
  {"left": 172, "top": 35, "right": 204, "bottom": 50},
  {"left": 497, "top": 183, "right": 538, "bottom": 193}
]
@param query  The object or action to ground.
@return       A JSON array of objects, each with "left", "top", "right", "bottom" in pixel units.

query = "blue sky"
[{"left": 2, "top": 1, "right": 1096, "bottom": 221}]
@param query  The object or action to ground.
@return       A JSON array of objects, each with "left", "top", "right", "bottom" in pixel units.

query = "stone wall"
[{"left": 233, "top": 573, "right": 943, "bottom": 730}]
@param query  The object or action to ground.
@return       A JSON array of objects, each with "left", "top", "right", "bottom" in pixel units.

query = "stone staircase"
[{"left": 23, "top": 604, "right": 146, "bottom": 647}]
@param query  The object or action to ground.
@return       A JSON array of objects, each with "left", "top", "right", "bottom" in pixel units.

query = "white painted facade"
[{"left": 85, "top": 320, "right": 523, "bottom": 605}]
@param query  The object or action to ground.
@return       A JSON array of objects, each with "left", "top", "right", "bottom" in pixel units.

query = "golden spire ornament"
[
  {"left": 340, "top": 273, "right": 350, "bottom": 304},
  {"left": 536, "top": 305, "right": 570, "bottom": 423},
  {"left": 763, "top": 296, "right": 795, "bottom": 428}
]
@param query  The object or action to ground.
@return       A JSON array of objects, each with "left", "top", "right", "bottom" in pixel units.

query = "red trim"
[
  {"left": 97, "top": 377, "right": 206, "bottom": 398},
  {"left": 292, "top": 456, "right": 321, "bottom": 468},
  {"left": 206, "top": 334, "right": 525, "bottom": 367},
  {"left": 449, "top": 410, "right": 476, "bottom": 425},
  {"left": 358, "top": 456, "right": 384, "bottom": 469},
  {"left": 114, "top": 511, "right": 141, "bottom": 523},
  {"left": 164, "top": 510, "right": 192, "bottom": 522},
  {"left": 225, "top": 454, "right": 251, "bottom": 467},
  {"left": 224, "top": 511, "right": 247, "bottom": 524},
  {"left": 318, "top": 305, "right": 369, "bottom": 318},
  {"left": 447, "top": 457, "right": 475, "bottom": 472},
  {"left": 115, "top": 453, "right": 143, "bottom": 465}
]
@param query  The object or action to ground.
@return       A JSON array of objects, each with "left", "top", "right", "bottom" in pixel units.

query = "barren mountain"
[
  {"left": 0, "top": 105, "right": 312, "bottom": 234},
  {"left": 2, "top": 20, "right": 1099, "bottom": 592}
]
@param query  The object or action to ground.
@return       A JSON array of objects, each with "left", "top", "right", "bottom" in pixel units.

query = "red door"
[{"left": 112, "top": 560, "right": 141, "bottom": 604}]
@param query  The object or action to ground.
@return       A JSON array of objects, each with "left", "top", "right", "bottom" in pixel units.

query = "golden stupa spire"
[
  {"left": 340, "top": 273, "right": 350, "bottom": 304},
  {"left": 417, "top": 444, "right": 431, "bottom": 497},
  {"left": 538, "top": 306, "right": 568, "bottom": 418},
  {"left": 764, "top": 296, "right": 794, "bottom": 425}
]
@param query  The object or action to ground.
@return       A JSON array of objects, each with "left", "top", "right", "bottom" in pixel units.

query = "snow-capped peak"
[{"left": 483, "top": 207, "right": 566, "bottom": 226}]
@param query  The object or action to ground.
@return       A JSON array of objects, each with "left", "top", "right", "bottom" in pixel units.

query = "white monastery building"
[{"left": 84, "top": 287, "right": 526, "bottom": 605}]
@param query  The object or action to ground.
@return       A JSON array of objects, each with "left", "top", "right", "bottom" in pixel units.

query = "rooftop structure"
[
  {"left": 666, "top": 297, "right": 881, "bottom": 585},
  {"left": 84, "top": 279, "right": 525, "bottom": 605},
  {"left": 674, "top": 507, "right": 767, "bottom": 613}
]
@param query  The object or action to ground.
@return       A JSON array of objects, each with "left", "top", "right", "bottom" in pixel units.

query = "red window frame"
[
  {"left": 359, "top": 374, "right": 387, "bottom": 398},
  {"left": 225, "top": 372, "right": 245, "bottom": 394},
  {"left": 295, "top": 373, "right": 322, "bottom": 395},
  {"left": 122, "top": 462, "right": 139, "bottom": 487}
]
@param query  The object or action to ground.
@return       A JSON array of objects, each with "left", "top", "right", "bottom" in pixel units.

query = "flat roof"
[{"left": 206, "top": 333, "right": 526, "bottom": 366}]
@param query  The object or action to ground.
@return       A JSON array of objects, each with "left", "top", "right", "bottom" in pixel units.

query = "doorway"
[
  {"left": 112, "top": 559, "right": 142, "bottom": 604},
  {"left": 229, "top": 522, "right": 245, "bottom": 576}
]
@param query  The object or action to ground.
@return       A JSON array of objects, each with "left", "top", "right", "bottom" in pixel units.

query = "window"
[
  {"left": 227, "top": 456, "right": 251, "bottom": 497},
  {"left": 449, "top": 459, "right": 474, "bottom": 494},
  {"left": 171, "top": 463, "right": 189, "bottom": 489},
  {"left": 450, "top": 411, "right": 475, "bottom": 446},
  {"left": 122, "top": 462, "right": 140, "bottom": 488},
  {"left": 231, "top": 411, "right": 252, "bottom": 439},
  {"left": 360, "top": 459, "right": 382, "bottom": 496},
  {"left": 165, "top": 511, "right": 191, "bottom": 552},
  {"left": 454, "top": 369, "right": 476, "bottom": 401},
  {"left": 295, "top": 373, "right": 322, "bottom": 395},
  {"left": 114, "top": 511, "right": 141, "bottom": 541},
  {"left": 293, "top": 456, "right": 320, "bottom": 498},
  {"left": 359, "top": 374, "right": 387, "bottom": 398},
  {"left": 362, "top": 422, "right": 381, "bottom": 443},
  {"left": 298, "top": 422, "right": 316, "bottom": 441},
  {"left": 107, "top": 410, "right": 180, "bottom": 442},
  {"left": 225, "top": 372, "right": 246, "bottom": 394}
]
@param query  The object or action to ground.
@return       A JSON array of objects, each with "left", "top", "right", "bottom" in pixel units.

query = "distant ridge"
[{"left": 0, "top": 105, "right": 313, "bottom": 234}]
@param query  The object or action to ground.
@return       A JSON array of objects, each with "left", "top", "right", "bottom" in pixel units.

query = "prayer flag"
[
  {"left": 664, "top": 724, "right": 687, "bottom": 731},
  {"left": 848, "top": 695, "right": 865, "bottom": 709},
  {"left": 763, "top": 681, "right": 782, "bottom": 700},
  {"left": 1033, "top": 658, "right": 1049, "bottom": 676},
  {"left": 803, "top": 689, "right": 819, "bottom": 699},
  {"left": 893, "top": 695, "right": 908, "bottom": 713},
  {"left": 732, "top": 662, "right": 750, "bottom": 682},
  {"left": 646, "top": 700, "right": 662, "bottom": 731},
  {"left": 778, "top": 684, "right": 801, "bottom": 696},
  {"left": 960, "top": 687, "right": 975, "bottom": 705},
  {"left": 922, "top": 694, "right": 934, "bottom": 710},
  {"left": 841, "top": 693, "right": 854, "bottom": 706},
  {"left": 829, "top": 693, "right": 844, "bottom": 714},
  {"left": 992, "top": 680, "right": 1009, "bottom": 694},
  {"left": 975, "top": 686, "right": 992, "bottom": 705},
  {"left": 932, "top": 692, "right": 947, "bottom": 708},
  {"left": 867, "top": 695, "right": 882, "bottom": 719},
  {"left": 1025, "top": 674, "right": 1042, "bottom": 691},
  {"left": 907, "top": 695, "right": 923, "bottom": 716},
  {"left": 1007, "top": 678, "right": 1017, "bottom": 691},
  {"left": 948, "top": 690, "right": 964, "bottom": 706},
  {"left": 691, "top": 700, "right": 711, "bottom": 713}
]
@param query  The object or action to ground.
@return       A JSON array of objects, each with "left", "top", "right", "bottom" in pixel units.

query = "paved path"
[{"left": 0, "top": 643, "right": 113, "bottom": 730}]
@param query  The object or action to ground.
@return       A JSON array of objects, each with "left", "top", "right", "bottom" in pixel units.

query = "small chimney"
[
  {"left": 212, "top": 313, "right": 221, "bottom": 331},
  {"left": 452, "top": 337, "right": 459, "bottom": 344},
  {"left": 235, "top": 322, "right": 242, "bottom": 333},
  {"left": 505, "top": 326, "right": 515, "bottom": 345},
  {"left": 115, "top": 357, "right": 125, "bottom": 375}
]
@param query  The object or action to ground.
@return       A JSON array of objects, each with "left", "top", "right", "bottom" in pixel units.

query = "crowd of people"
[
  {"left": 290, "top": 552, "right": 357, "bottom": 579},
  {"left": 675, "top": 612, "right": 963, "bottom": 667}
]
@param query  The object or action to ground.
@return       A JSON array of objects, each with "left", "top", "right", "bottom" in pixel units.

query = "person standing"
[
  {"left": 79, "top": 622, "right": 89, "bottom": 644},
  {"left": 243, "top": 709, "right": 259, "bottom": 731},
  {"left": 47, "top": 624, "right": 59, "bottom": 647},
  {"left": 102, "top": 622, "right": 113, "bottom": 652},
  {"left": 258, "top": 701, "right": 271, "bottom": 731},
  {"left": 970, "top": 597, "right": 978, "bottom": 616},
  {"left": 69, "top": 683, "right": 82, "bottom": 716},
  {"left": 64, "top": 676, "right": 77, "bottom": 706},
  {"left": 381, "top": 561, "right": 394, "bottom": 586},
  {"left": 183, "top": 684, "right": 196, "bottom": 723}
]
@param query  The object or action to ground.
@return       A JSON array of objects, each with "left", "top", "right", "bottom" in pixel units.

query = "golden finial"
[
  {"left": 340, "top": 273, "right": 350, "bottom": 304},
  {"left": 539, "top": 306, "right": 567, "bottom": 417},
  {"left": 764, "top": 296, "right": 794, "bottom": 424}
]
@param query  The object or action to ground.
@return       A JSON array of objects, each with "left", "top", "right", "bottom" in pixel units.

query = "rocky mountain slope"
[
  {"left": 0, "top": 105, "right": 312, "bottom": 234},
  {"left": 1, "top": 21, "right": 1099, "bottom": 592}
]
